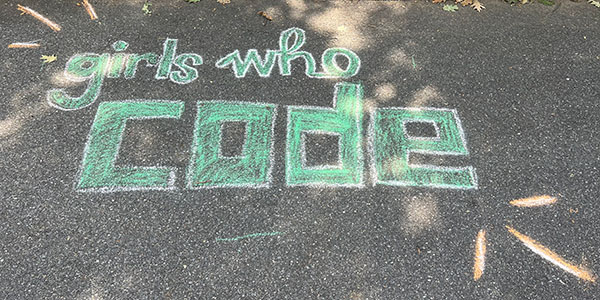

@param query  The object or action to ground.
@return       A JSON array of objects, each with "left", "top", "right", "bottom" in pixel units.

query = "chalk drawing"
[
  {"left": 473, "top": 195, "right": 597, "bottom": 284},
  {"left": 216, "top": 27, "right": 360, "bottom": 78},
  {"left": 107, "top": 41, "right": 129, "bottom": 78},
  {"left": 155, "top": 38, "right": 177, "bottom": 80},
  {"left": 402, "top": 119, "right": 441, "bottom": 141},
  {"left": 48, "top": 53, "right": 110, "bottom": 111},
  {"left": 17, "top": 5, "right": 61, "bottom": 32},
  {"left": 300, "top": 131, "right": 343, "bottom": 170},
  {"left": 186, "top": 101, "right": 276, "bottom": 188},
  {"left": 112, "top": 40, "right": 129, "bottom": 52},
  {"left": 320, "top": 47, "right": 361, "bottom": 78},
  {"left": 509, "top": 195, "right": 557, "bottom": 207},
  {"left": 48, "top": 30, "right": 356, "bottom": 111},
  {"left": 144, "top": 38, "right": 205, "bottom": 84},
  {"left": 215, "top": 231, "right": 284, "bottom": 242},
  {"left": 286, "top": 82, "right": 364, "bottom": 187},
  {"left": 8, "top": 42, "right": 40, "bottom": 49},
  {"left": 82, "top": 0, "right": 98, "bottom": 20},
  {"left": 60, "top": 82, "right": 479, "bottom": 190},
  {"left": 473, "top": 229, "right": 487, "bottom": 281},
  {"left": 506, "top": 225, "right": 596, "bottom": 282},
  {"left": 277, "top": 27, "right": 322, "bottom": 77},
  {"left": 170, "top": 53, "right": 203, "bottom": 84},
  {"left": 123, "top": 52, "right": 159, "bottom": 79},
  {"left": 215, "top": 49, "right": 279, "bottom": 78},
  {"left": 369, "top": 107, "right": 477, "bottom": 189},
  {"left": 48, "top": 39, "right": 204, "bottom": 110},
  {"left": 77, "top": 101, "right": 184, "bottom": 192}
]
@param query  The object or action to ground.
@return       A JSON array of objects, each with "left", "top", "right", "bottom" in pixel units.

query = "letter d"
[{"left": 286, "top": 82, "right": 364, "bottom": 186}]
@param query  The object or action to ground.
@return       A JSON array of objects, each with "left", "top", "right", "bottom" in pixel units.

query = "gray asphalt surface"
[{"left": 1, "top": 0, "right": 599, "bottom": 299}]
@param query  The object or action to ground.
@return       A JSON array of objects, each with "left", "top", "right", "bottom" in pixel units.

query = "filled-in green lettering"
[
  {"left": 187, "top": 101, "right": 276, "bottom": 188},
  {"left": 286, "top": 82, "right": 364, "bottom": 186},
  {"left": 371, "top": 108, "right": 477, "bottom": 189},
  {"left": 77, "top": 101, "right": 184, "bottom": 191}
]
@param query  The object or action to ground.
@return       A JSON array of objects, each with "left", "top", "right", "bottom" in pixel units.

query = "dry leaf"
[
  {"left": 41, "top": 55, "right": 57, "bottom": 64},
  {"left": 472, "top": 0, "right": 485, "bottom": 11},
  {"left": 590, "top": 0, "right": 600, "bottom": 7},
  {"left": 257, "top": 11, "right": 272, "bottom": 21},
  {"left": 461, "top": 0, "right": 473, "bottom": 6},
  {"left": 217, "top": 0, "right": 230, "bottom": 4},
  {"left": 433, "top": 0, "right": 446, "bottom": 3},
  {"left": 142, "top": 1, "right": 152, "bottom": 15}
]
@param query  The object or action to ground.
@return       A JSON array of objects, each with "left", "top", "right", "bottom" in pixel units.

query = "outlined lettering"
[
  {"left": 48, "top": 53, "right": 110, "bottom": 111},
  {"left": 216, "top": 27, "right": 361, "bottom": 79},
  {"left": 186, "top": 101, "right": 276, "bottom": 188},
  {"left": 77, "top": 101, "right": 184, "bottom": 192},
  {"left": 370, "top": 107, "right": 477, "bottom": 189},
  {"left": 286, "top": 82, "right": 364, "bottom": 186}
]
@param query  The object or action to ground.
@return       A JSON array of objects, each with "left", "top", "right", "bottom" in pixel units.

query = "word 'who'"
[{"left": 76, "top": 83, "right": 477, "bottom": 192}]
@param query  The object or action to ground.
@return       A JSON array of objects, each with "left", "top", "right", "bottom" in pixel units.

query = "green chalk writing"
[
  {"left": 278, "top": 27, "right": 321, "bottom": 77},
  {"left": 48, "top": 53, "right": 109, "bottom": 111},
  {"left": 112, "top": 40, "right": 129, "bottom": 52},
  {"left": 216, "top": 27, "right": 361, "bottom": 78},
  {"left": 77, "top": 101, "right": 184, "bottom": 191},
  {"left": 67, "top": 82, "right": 476, "bottom": 191},
  {"left": 108, "top": 53, "right": 127, "bottom": 78},
  {"left": 322, "top": 48, "right": 361, "bottom": 78},
  {"left": 216, "top": 49, "right": 278, "bottom": 77},
  {"left": 47, "top": 39, "right": 206, "bottom": 111},
  {"left": 156, "top": 38, "right": 177, "bottom": 79},
  {"left": 170, "top": 53, "right": 203, "bottom": 84},
  {"left": 216, "top": 231, "right": 285, "bottom": 242},
  {"left": 47, "top": 29, "right": 356, "bottom": 112},
  {"left": 124, "top": 53, "right": 159, "bottom": 79},
  {"left": 372, "top": 108, "right": 477, "bottom": 189},
  {"left": 187, "top": 101, "right": 276, "bottom": 188},
  {"left": 108, "top": 41, "right": 129, "bottom": 78},
  {"left": 286, "top": 82, "right": 364, "bottom": 186}
]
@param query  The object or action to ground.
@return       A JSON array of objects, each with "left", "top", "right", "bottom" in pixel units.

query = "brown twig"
[
  {"left": 8, "top": 42, "right": 41, "bottom": 49},
  {"left": 82, "top": 0, "right": 98, "bottom": 20},
  {"left": 17, "top": 4, "right": 61, "bottom": 32}
]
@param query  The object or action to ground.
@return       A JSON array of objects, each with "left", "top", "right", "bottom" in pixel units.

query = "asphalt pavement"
[{"left": 1, "top": 0, "right": 599, "bottom": 299}]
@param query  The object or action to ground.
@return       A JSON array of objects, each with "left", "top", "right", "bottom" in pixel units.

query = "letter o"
[{"left": 322, "top": 48, "right": 360, "bottom": 78}]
